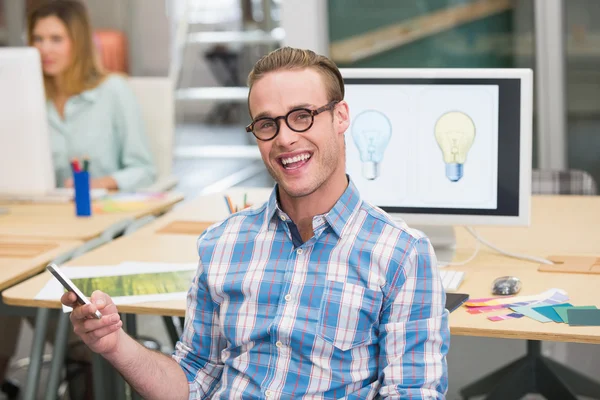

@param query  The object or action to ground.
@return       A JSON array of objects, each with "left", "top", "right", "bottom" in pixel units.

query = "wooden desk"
[
  {"left": 4, "top": 194, "right": 600, "bottom": 343},
  {"left": 0, "top": 236, "right": 82, "bottom": 291},
  {"left": 2, "top": 234, "right": 196, "bottom": 316},
  {"left": 135, "top": 187, "right": 272, "bottom": 236},
  {"left": 455, "top": 195, "right": 600, "bottom": 254},
  {"left": 449, "top": 248, "right": 600, "bottom": 344},
  {"left": 0, "top": 192, "right": 184, "bottom": 241}
]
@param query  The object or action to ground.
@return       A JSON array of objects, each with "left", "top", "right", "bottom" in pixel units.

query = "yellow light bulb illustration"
[{"left": 434, "top": 111, "right": 476, "bottom": 182}]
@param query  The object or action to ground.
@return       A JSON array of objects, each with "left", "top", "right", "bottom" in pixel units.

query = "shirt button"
[
  {"left": 284, "top": 294, "right": 292, "bottom": 302},
  {"left": 265, "top": 390, "right": 273, "bottom": 397},
  {"left": 276, "top": 341, "right": 284, "bottom": 348},
  {"left": 296, "top": 248, "right": 303, "bottom": 255},
  {"left": 279, "top": 215, "right": 286, "bottom": 221}
]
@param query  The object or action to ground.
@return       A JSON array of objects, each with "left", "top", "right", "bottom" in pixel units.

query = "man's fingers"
[
  {"left": 60, "top": 291, "right": 78, "bottom": 307},
  {"left": 85, "top": 320, "right": 123, "bottom": 342},
  {"left": 99, "top": 303, "right": 118, "bottom": 316},
  {"left": 70, "top": 302, "right": 99, "bottom": 321},
  {"left": 80, "top": 313, "right": 121, "bottom": 334},
  {"left": 90, "top": 291, "right": 115, "bottom": 311}
]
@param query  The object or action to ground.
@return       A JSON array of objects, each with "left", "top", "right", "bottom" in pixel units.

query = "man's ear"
[{"left": 334, "top": 100, "right": 350, "bottom": 135}]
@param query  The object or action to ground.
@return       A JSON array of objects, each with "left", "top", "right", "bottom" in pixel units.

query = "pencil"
[
  {"left": 224, "top": 195, "right": 233, "bottom": 214},
  {"left": 227, "top": 196, "right": 235, "bottom": 214}
]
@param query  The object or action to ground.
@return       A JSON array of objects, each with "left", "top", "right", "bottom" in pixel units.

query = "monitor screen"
[
  {"left": 342, "top": 68, "right": 532, "bottom": 226},
  {"left": 0, "top": 47, "right": 55, "bottom": 195}
]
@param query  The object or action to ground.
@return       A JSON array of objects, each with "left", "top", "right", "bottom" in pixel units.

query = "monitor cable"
[{"left": 438, "top": 227, "right": 554, "bottom": 267}]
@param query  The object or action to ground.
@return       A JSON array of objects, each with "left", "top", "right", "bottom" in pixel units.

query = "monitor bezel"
[{"left": 340, "top": 68, "right": 533, "bottom": 226}]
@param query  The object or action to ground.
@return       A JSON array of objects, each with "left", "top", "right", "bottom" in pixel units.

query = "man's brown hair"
[{"left": 247, "top": 47, "right": 344, "bottom": 116}]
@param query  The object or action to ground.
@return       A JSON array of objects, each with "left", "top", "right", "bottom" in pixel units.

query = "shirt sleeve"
[
  {"left": 110, "top": 76, "right": 157, "bottom": 190},
  {"left": 172, "top": 258, "right": 227, "bottom": 399},
  {"left": 377, "top": 236, "right": 450, "bottom": 399}
]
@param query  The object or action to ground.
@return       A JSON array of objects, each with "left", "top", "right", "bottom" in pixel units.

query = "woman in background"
[
  {"left": 0, "top": 1, "right": 155, "bottom": 398},
  {"left": 31, "top": 0, "right": 156, "bottom": 191}
]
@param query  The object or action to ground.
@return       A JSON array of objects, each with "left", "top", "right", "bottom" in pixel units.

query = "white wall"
[{"left": 280, "top": 0, "right": 329, "bottom": 55}]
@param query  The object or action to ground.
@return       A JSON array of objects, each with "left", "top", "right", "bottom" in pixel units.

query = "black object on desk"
[{"left": 445, "top": 293, "right": 469, "bottom": 313}]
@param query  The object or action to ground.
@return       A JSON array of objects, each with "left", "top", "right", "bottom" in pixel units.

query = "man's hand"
[{"left": 61, "top": 290, "right": 123, "bottom": 356}]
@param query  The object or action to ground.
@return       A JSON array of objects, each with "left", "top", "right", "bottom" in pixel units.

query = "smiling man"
[{"left": 62, "top": 47, "right": 449, "bottom": 399}]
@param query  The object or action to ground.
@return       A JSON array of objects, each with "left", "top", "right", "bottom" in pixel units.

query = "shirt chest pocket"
[{"left": 317, "top": 280, "right": 384, "bottom": 351}]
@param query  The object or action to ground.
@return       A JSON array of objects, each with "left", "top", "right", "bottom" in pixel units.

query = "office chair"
[
  {"left": 127, "top": 77, "right": 179, "bottom": 192},
  {"left": 461, "top": 168, "right": 599, "bottom": 400},
  {"left": 94, "top": 30, "right": 129, "bottom": 74}
]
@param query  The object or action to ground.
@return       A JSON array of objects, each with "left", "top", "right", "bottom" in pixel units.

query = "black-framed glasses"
[{"left": 246, "top": 101, "right": 339, "bottom": 141}]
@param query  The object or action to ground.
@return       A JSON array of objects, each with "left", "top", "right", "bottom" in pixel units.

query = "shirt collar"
[
  {"left": 46, "top": 83, "right": 101, "bottom": 124},
  {"left": 265, "top": 175, "right": 362, "bottom": 238},
  {"left": 77, "top": 85, "right": 101, "bottom": 103}
]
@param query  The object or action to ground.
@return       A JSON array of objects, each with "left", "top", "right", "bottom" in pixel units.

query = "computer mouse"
[{"left": 492, "top": 276, "right": 522, "bottom": 296}]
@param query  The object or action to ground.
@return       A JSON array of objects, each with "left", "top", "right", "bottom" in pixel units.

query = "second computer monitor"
[
  {"left": 0, "top": 47, "right": 55, "bottom": 195},
  {"left": 342, "top": 68, "right": 533, "bottom": 228}
]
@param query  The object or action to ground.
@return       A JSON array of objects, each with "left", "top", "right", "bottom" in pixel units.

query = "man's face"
[{"left": 248, "top": 68, "right": 348, "bottom": 198}]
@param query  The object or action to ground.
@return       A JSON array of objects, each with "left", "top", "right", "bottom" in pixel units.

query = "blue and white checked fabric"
[{"left": 172, "top": 179, "right": 449, "bottom": 399}]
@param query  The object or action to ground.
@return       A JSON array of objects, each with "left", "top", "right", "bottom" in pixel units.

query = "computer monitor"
[
  {"left": 0, "top": 47, "right": 56, "bottom": 195},
  {"left": 341, "top": 68, "right": 533, "bottom": 260}
]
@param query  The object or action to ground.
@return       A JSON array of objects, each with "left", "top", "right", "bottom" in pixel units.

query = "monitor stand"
[{"left": 412, "top": 225, "right": 456, "bottom": 264}]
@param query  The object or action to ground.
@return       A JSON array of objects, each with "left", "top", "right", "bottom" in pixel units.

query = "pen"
[
  {"left": 83, "top": 157, "right": 89, "bottom": 172},
  {"left": 71, "top": 159, "right": 81, "bottom": 173},
  {"left": 224, "top": 195, "right": 233, "bottom": 214},
  {"left": 243, "top": 193, "right": 247, "bottom": 209},
  {"left": 227, "top": 196, "right": 235, "bottom": 214}
]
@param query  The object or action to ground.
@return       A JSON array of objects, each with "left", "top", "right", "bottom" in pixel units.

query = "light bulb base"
[
  {"left": 445, "top": 163, "right": 463, "bottom": 182},
  {"left": 362, "top": 162, "right": 379, "bottom": 180}
]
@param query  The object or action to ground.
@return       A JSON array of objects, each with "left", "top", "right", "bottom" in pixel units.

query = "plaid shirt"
[{"left": 172, "top": 179, "right": 449, "bottom": 399}]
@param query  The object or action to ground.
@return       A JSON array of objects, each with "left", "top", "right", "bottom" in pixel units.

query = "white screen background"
[{"left": 345, "top": 84, "right": 499, "bottom": 210}]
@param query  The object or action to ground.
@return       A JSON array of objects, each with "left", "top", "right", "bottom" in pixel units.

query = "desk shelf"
[
  {"left": 175, "top": 86, "right": 249, "bottom": 102},
  {"left": 187, "top": 29, "right": 284, "bottom": 46}
]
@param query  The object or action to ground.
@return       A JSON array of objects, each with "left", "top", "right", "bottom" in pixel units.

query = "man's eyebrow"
[{"left": 253, "top": 103, "right": 314, "bottom": 120}]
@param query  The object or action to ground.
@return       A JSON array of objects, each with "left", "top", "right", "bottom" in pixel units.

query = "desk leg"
[
  {"left": 91, "top": 353, "right": 108, "bottom": 400},
  {"left": 111, "top": 372, "right": 127, "bottom": 400},
  {"left": 544, "top": 357, "right": 600, "bottom": 398},
  {"left": 23, "top": 308, "right": 50, "bottom": 400},
  {"left": 124, "top": 313, "right": 137, "bottom": 337},
  {"left": 44, "top": 312, "right": 70, "bottom": 400},
  {"left": 163, "top": 316, "right": 182, "bottom": 347},
  {"left": 460, "top": 339, "right": 600, "bottom": 399}
]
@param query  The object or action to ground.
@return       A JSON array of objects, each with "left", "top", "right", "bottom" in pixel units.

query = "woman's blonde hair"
[
  {"left": 247, "top": 47, "right": 345, "bottom": 115},
  {"left": 27, "top": 0, "right": 106, "bottom": 99}
]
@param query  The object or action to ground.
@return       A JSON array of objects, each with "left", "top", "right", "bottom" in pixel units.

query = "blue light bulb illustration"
[{"left": 351, "top": 110, "right": 392, "bottom": 180}]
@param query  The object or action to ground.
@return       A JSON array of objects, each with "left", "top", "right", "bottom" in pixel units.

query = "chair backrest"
[
  {"left": 94, "top": 30, "right": 128, "bottom": 73},
  {"left": 532, "top": 169, "right": 598, "bottom": 195},
  {"left": 127, "top": 77, "right": 175, "bottom": 181}
]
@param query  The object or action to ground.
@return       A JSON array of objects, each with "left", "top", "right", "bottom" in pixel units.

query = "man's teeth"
[{"left": 281, "top": 154, "right": 311, "bottom": 165}]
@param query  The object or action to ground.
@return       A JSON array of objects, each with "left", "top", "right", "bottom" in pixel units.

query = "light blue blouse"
[{"left": 48, "top": 74, "right": 156, "bottom": 191}]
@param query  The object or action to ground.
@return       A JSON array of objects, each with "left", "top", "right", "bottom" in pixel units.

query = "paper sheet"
[
  {"left": 568, "top": 308, "right": 600, "bottom": 326},
  {"left": 35, "top": 262, "right": 198, "bottom": 313},
  {"left": 93, "top": 192, "right": 167, "bottom": 213},
  {"left": 465, "top": 288, "right": 567, "bottom": 308},
  {"left": 488, "top": 313, "right": 525, "bottom": 322},
  {"left": 509, "top": 292, "right": 571, "bottom": 323},
  {"left": 556, "top": 305, "right": 598, "bottom": 323},
  {"left": 532, "top": 303, "right": 573, "bottom": 323}
]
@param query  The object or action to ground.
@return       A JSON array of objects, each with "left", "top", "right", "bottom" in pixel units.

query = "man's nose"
[{"left": 275, "top": 119, "right": 299, "bottom": 146}]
